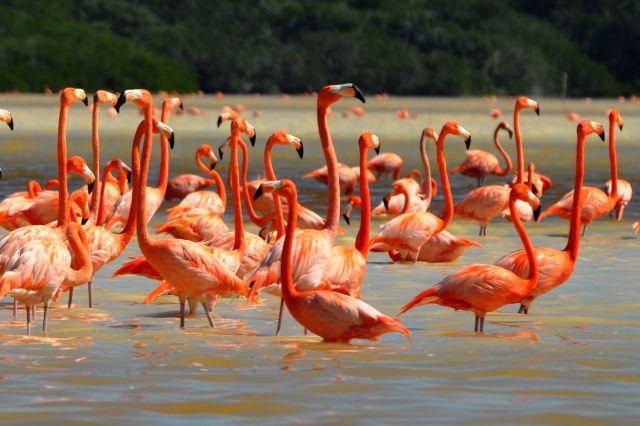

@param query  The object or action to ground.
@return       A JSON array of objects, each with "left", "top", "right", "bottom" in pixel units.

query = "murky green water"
[{"left": 0, "top": 94, "right": 638, "bottom": 425}]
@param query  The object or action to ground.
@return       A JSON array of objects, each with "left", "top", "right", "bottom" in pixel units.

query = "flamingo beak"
[
  {"left": 353, "top": 84, "right": 366, "bottom": 103},
  {"left": 534, "top": 105, "right": 540, "bottom": 115},
  {"left": 383, "top": 193, "right": 390, "bottom": 210},
  {"left": 7, "top": 118, "right": 13, "bottom": 131},
  {"left": 250, "top": 133, "right": 257, "bottom": 147},
  {"left": 87, "top": 181, "right": 95, "bottom": 194},
  {"left": 81, "top": 216, "right": 89, "bottom": 225},
  {"left": 598, "top": 130, "right": 606, "bottom": 142},
  {"left": 342, "top": 206, "right": 352, "bottom": 225},
  {"left": 218, "top": 145, "right": 225, "bottom": 160},
  {"left": 217, "top": 115, "right": 223, "bottom": 128},
  {"left": 532, "top": 184, "right": 540, "bottom": 196},
  {"left": 168, "top": 133, "right": 175, "bottom": 150},
  {"left": 82, "top": 96, "right": 88, "bottom": 106},
  {"left": 0, "top": 169, "right": 2, "bottom": 180},
  {"left": 114, "top": 92, "right": 126, "bottom": 113},
  {"left": 296, "top": 142, "right": 304, "bottom": 159},
  {"left": 533, "top": 204, "right": 542, "bottom": 222},
  {"left": 210, "top": 161, "right": 216, "bottom": 170},
  {"left": 465, "top": 136, "right": 471, "bottom": 150},
  {"left": 374, "top": 144, "right": 380, "bottom": 155},
  {"left": 254, "top": 184, "right": 264, "bottom": 201},
  {"left": 619, "top": 123, "right": 623, "bottom": 131},
  {"left": 179, "top": 100, "right": 184, "bottom": 110},
  {"left": 126, "top": 169, "right": 132, "bottom": 183}
]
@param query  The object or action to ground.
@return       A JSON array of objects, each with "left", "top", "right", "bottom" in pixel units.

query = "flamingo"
[
  {"left": 451, "top": 121, "right": 513, "bottom": 187},
  {"left": 303, "top": 162, "right": 359, "bottom": 196},
  {"left": 320, "top": 132, "right": 379, "bottom": 299},
  {"left": 0, "top": 109, "right": 13, "bottom": 131},
  {"left": 256, "top": 179, "right": 411, "bottom": 343},
  {"left": 367, "top": 152, "right": 403, "bottom": 181},
  {"left": 400, "top": 183, "right": 541, "bottom": 332},
  {"left": 454, "top": 97, "right": 539, "bottom": 236},
  {"left": 246, "top": 83, "right": 366, "bottom": 333},
  {"left": 372, "top": 127, "right": 438, "bottom": 217},
  {"left": 165, "top": 174, "right": 215, "bottom": 201},
  {"left": 115, "top": 89, "right": 247, "bottom": 328},
  {"left": 0, "top": 180, "right": 44, "bottom": 230},
  {"left": 503, "top": 162, "right": 548, "bottom": 222},
  {"left": 106, "top": 96, "right": 182, "bottom": 229},
  {"left": 540, "top": 110, "right": 623, "bottom": 235},
  {"left": 369, "top": 121, "right": 471, "bottom": 262},
  {"left": 606, "top": 178, "right": 632, "bottom": 221},
  {"left": 95, "top": 159, "right": 131, "bottom": 226},
  {"left": 495, "top": 120, "right": 605, "bottom": 314}
]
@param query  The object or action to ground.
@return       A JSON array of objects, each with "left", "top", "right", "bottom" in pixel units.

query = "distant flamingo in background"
[
  {"left": 369, "top": 121, "right": 471, "bottom": 262},
  {"left": 165, "top": 173, "right": 214, "bottom": 201},
  {"left": 540, "top": 110, "right": 623, "bottom": 235},
  {"left": 95, "top": 159, "right": 131, "bottom": 226},
  {"left": 400, "top": 184, "right": 541, "bottom": 332},
  {"left": 454, "top": 97, "right": 539, "bottom": 236},
  {"left": 0, "top": 180, "right": 43, "bottom": 230},
  {"left": 604, "top": 110, "right": 632, "bottom": 220},
  {"left": 451, "top": 121, "right": 513, "bottom": 187},
  {"left": 257, "top": 179, "right": 411, "bottom": 343},
  {"left": 496, "top": 120, "right": 605, "bottom": 314},
  {"left": 367, "top": 152, "right": 403, "bottom": 181}
]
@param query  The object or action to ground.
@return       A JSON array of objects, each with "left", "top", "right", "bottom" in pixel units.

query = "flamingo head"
[
  {"left": 515, "top": 96, "right": 540, "bottom": 115},
  {"left": 254, "top": 179, "right": 296, "bottom": 201},
  {"left": 440, "top": 121, "right": 472, "bottom": 150},
  {"left": 115, "top": 89, "right": 152, "bottom": 113},
  {"left": 342, "top": 196, "right": 362, "bottom": 225},
  {"left": 151, "top": 119, "right": 175, "bottom": 149},
  {"left": 217, "top": 108, "right": 239, "bottom": 128},
  {"left": 422, "top": 127, "right": 438, "bottom": 142},
  {"left": 69, "top": 191, "right": 91, "bottom": 225},
  {"left": 607, "top": 109, "right": 623, "bottom": 130},
  {"left": 66, "top": 222, "right": 90, "bottom": 246},
  {"left": 0, "top": 109, "right": 13, "bottom": 130},
  {"left": 359, "top": 132, "right": 380, "bottom": 155},
  {"left": 107, "top": 159, "right": 132, "bottom": 184},
  {"left": 94, "top": 90, "right": 118, "bottom": 107},
  {"left": 67, "top": 156, "right": 96, "bottom": 194},
  {"left": 497, "top": 121, "right": 514, "bottom": 138},
  {"left": 320, "top": 83, "right": 366, "bottom": 106},
  {"left": 510, "top": 183, "right": 542, "bottom": 222},
  {"left": 578, "top": 120, "right": 605, "bottom": 141},
  {"left": 231, "top": 117, "right": 256, "bottom": 146},
  {"left": 61, "top": 88, "right": 88, "bottom": 107},
  {"left": 197, "top": 144, "right": 218, "bottom": 170},
  {"left": 44, "top": 179, "right": 59, "bottom": 191},
  {"left": 268, "top": 131, "right": 304, "bottom": 159}
]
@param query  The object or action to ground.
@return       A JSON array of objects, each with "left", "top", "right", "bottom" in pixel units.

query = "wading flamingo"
[
  {"left": 95, "top": 160, "right": 131, "bottom": 226},
  {"left": 304, "top": 162, "right": 359, "bottom": 196},
  {"left": 246, "top": 83, "right": 366, "bottom": 333},
  {"left": 604, "top": 112, "right": 631, "bottom": 221},
  {"left": 454, "top": 97, "right": 539, "bottom": 236},
  {"left": 495, "top": 120, "right": 605, "bottom": 314},
  {"left": 0, "top": 109, "right": 13, "bottom": 131},
  {"left": 451, "top": 121, "right": 513, "bottom": 186},
  {"left": 540, "top": 111, "right": 622, "bottom": 235},
  {"left": 0, "top": 181, "right": 44, "bottom": 230},
  {"left": 400, "top": 184, "right": 541, "bottom": 332},
  {"left": 116, "top": 89, "right": 246, "bottom": 328},
  {"left": 369, "top": 121, "right": 471, "bottom": 262},
  {"left": 367, "top": 152, "right": 403, "bottom": 181},
  {"left": 257, "top": 179, "right": 411, "bottom": 343}
]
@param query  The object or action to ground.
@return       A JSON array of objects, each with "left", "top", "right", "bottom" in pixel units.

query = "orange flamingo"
[
  {"left": 165, "top": 174, "right": 215, "bottom": 201},
  {"left": 495, "top": 120, "right": 605, "bottom": 314},
  {"left": 606, "top": 178, "right": 632, "bottom": 221},
  {"left": 106, "top": 97, "right": 182, "bottom": 229},
  {"left": 454, "top": 97, "right": 539, "bottom": 236},
  {"left": 115, "top": 89, "right": 246, "bottom": 328},
  {"left": 400, "top": 183, "right": 541, "bottom": 332},
  {"left": 257, "top": 179, "right": 411, "bottom": 343},
  {"left": 303, "top": 162, "right": 359, "bottom": 196},
  {"left": 540, "top": 111, "right": 623, "bottom": 235},
  {"left": 95, "top": 159, "right": 131, "bottom": 226},
  {"left": 369, "top": 121, "right": 471, "bottom": 262},
  {"left": 0, "top": 180, "right": 44, "bottom": 230},
  {"left": 247, "top": 83, "right": 366, "bottom": 333},
  {"left": 367, "top": 152, "right": 403, "bottom": 181},
  {"left": 451, "top": 121, "right": 513, "bottom": 187}
]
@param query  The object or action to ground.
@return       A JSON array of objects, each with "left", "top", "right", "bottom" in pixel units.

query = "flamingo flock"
[{"left": 0, "top": 84, "right": 634, "bottom": 343}]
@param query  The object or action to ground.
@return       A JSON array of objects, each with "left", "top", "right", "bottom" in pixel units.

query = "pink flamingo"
[
  {"left": 607, "top": 178, "right": 632, "bottom": 221},
  {"left": 165, "top": 174, "right": 215, "bottom": 201},
  {"left": 451, "top": 121, "right": 514, "bottom": 187},
  {"left": 257, "top": 179, "right": 411, "bottom": 343},
  {"left": 0, "top": 181, "right": 44, "bottom": 230},
  {"left": 0, "top": 109, "right": 13, "bottom": 131},
  {"left": 495, "top": 120, "right": 605, "bottom": 314},
  {"left": 95, "top": 160, "right": 131, "bottom": 226},
  {"left": 303, "top": 162, "right": 359, "bottom": 196},
  {"left": 540, "top": 110, "right": 623, "bottom": 235},
  {"left": 454, "top": 97, "right": 539, "bottom": 236},
  {"left": 369, "top": 121, "right": 471, "bottom": 262},
  {"left": 400, "top": 183, "right": 541, "bottom": 332},
  {"left": 367, "top": 152, "right": 403, "bottom": 181}
]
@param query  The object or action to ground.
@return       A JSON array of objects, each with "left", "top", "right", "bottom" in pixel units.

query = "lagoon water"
[{"left": 0, "top": 94, "right": 638, "bottom": 424}]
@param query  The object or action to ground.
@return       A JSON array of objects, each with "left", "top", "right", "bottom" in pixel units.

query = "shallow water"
[{"left": 0, "top": 94, "right": 638, "bottom": 425}]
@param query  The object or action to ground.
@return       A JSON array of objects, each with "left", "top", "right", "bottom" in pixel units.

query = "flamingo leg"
[
  {"left": 42, "top": 302, "right": 49, "bottom": 333},
  {"left": 304, "top": 328, "right": 308, "bottom": 335},
  {"left": 581, "top": 224, "right": 587, "bottom": 237},
  {"left": 26, "top": 305, "right": 31, "bottom": 335},
  {"left": 474, "top": 315, "right": 480, "bottom": 332},
  {"left": 275, "top": 298, "right": 284, "bottom": 336},
  {"left": 88, "top": 279, "right": 93, "bottom": 308},
  {"left": 617, "top": 205, "right": 625, "bottom": 221},
  {"left": 179, "top": 301, "right": 186, "bottom": 328},
  {"left": 67, "top": 288, "right": 74, "bottom": 309},
  {"left": 518, "top": 304, "right": 526, "bottom": 314},
  {"left": 479, "top": 317, "right": 485, "bottom": 333},
  {"left": 201, "top": 302, "right": 215, "bottom": 328},
  {"left": 12, "top": 299, "right": 17, "bottom": 319},
  {"left": 31, "top": 305, "right": 36, "bottom": 321}
]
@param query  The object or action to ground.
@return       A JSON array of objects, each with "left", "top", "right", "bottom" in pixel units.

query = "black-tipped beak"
[
  {"left": 507, "top": 129, "right": 513, "bottom": 139},
  {"left": 217, "top": 115, "right": 222, "bottom": 128},
  {"left": 169, "top": 133, "right": 175, "bottom": 150},
  {"left": 296, "top": 142, "right": 304, "bottom": 159},
  {"left": 353, "top": 84, "right": 366, "bottom": 104},
  {"left": 258, "top": 227, "right": 270, "bottom": 241},
  {"left": 598, "top": 131, "right": 606, "bottom": 142},
  {"left": 383, "top": 193, "right": 390, "bottom": 210},
  {"left": 254, "top": 184, "right": 264, "bottom": 201},
  {"left": 218, "top": 146, "right": 224, "bottom": 160},
  {"left": 619, "top": 123, "right": 623, "bottom": 131},
  {"left": 126, "top": 169, "right": 132, "bottom": 184},
  {"left": 534, "top": 106, "right": 540, "bottom": 116},
  {"left": 0, "top": 169, "right": 2, "bottom": 180},
  {"left": 374, "top": 145, "right": 380, "bottom": 155},
  {"left": 115, "top": 92, "right": 126, "bottom": 113},
  {"left": 87, "top": 181, "right": 95, "bottom": 194},
  {"left": 465, "top": 136, "right": 471, "bottom": 150},
  {"left": 210, "top": 162, "right": 216, "bottom": 170},
  {"left": 81, "top": 216, "right": 89, "bottom": 225},
  {"left": 533, "top": 204, "right": 542, "bottom": 222},
  {"left": 7, "top": 119, "right": 13, "bottom": 131},
  {"left": 342, "top": 212, "right": 351, "bottom": 225},
  {"left": 82, "top": 97, "right": 88, "bottom": 106},
  {"left": 532, "top": 184, "right": 540, "bottom": 196},
  {"left": 179, "top": 100, "right": 184, "bottom": 110},
  {"left": 250, "top": 133, "right": 256, "bottom": 147}
]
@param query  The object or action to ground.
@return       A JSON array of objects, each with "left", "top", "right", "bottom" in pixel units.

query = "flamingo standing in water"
[
  {"left": 116, "top": 89, "right": 246, "bottom": 328},
  {"left": 367, "top": 151, "right": 403, "bottom": 181},
  {"left": 495, "top": 120, "right": 605, "bottom": 314},
  {"left": 247, "top": 83, "right": 366, "bottom": 333},
  {"left": 165, "top": 173, "right": 214, "bottom": 202},
  {"left": 603, "top": 112, "right": 631, "bottom": 221},
  {"left": 540, "top": 110, "right": 623, "bottom": 235},
  {"left": 95, "top": 160, "right": 131, "bottom": 226},
  {"left": 304, "top": 162, "right": 359, "bottom": 196},
  {"left": 451, "top": 121, "right": 513, "bottom": 187},
  {"left": 256, "top": 179, "right": 411, "bottom": 343},
  {"left": 0, "top": 180, "right": 44, "bottom": 230},
  {"left": 369, "top": 121, "right": 471, "bottom": 262},
  {"left": 454, "top": 97, "right": 539, "bottom": 236},
  {"left": 400, "top": 184, "right": 541, "bottom": 332}
]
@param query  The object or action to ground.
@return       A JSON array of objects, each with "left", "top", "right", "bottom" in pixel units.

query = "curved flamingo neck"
[
  {"left": 513, "top": 107, "right": 525, "bottom": 183},
  {"left": 238, "top": 139, "right": 269, "bottom": 228},
  {"left": 436, "top": 131, "right": 453, "bottom": 227},
  {"left": 608, "top": 116, "right": 618, "bottom": 197},
  {"left": 119, "top": 123, "right": 146, "bottom": 240},
  {"left": 117, "top": 169, "right": 129, "bottom": 194},
  {"left": 27, "top": 181, "right": 42, "bottom": 198},
  {"left": 264, "top": 139, "right": 285, "bottom": 237},
  {"left": 89, "top": 99, "right": 101, "bottom": 219},
  {"left": 317, "top": 104, "right": 339, "bottom": 234},
  {"left": 96, "top": 164, "right": 116, "bottom": 226},
  {"left": 195, "top": 154, "right": 226, "bottom": 207},
  {"left": 57, "top": 100, "right": 71, "bottom": 228},
  {"left": 156, "top": 103, "right": 171, "bottom": 194},
  {"left": 399, "top": 186, "right": 412, "bottom": 214},
  {"left": 564, "top": 131, "right": 586, "bottom": 261},
  {"left": 420, "top": 134, "right": 433, "bottom": 202},
  {"left": 229, "top": 133, "right": 245, "bottom": 251},
  {"left": 281, "top": 187, "right": 301, "bottom": 299},
  {"left": 494, "top": 127, "right": 512, "bottom": 176},
  {"left": 136, "top": 107, "right": 155, "bottom": 247},
  {"left": 355, "top": 144, "right": 371, "bottom": 256},
  {"left": 508, "top": 196, "right": 538, "bottom": 288}
]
